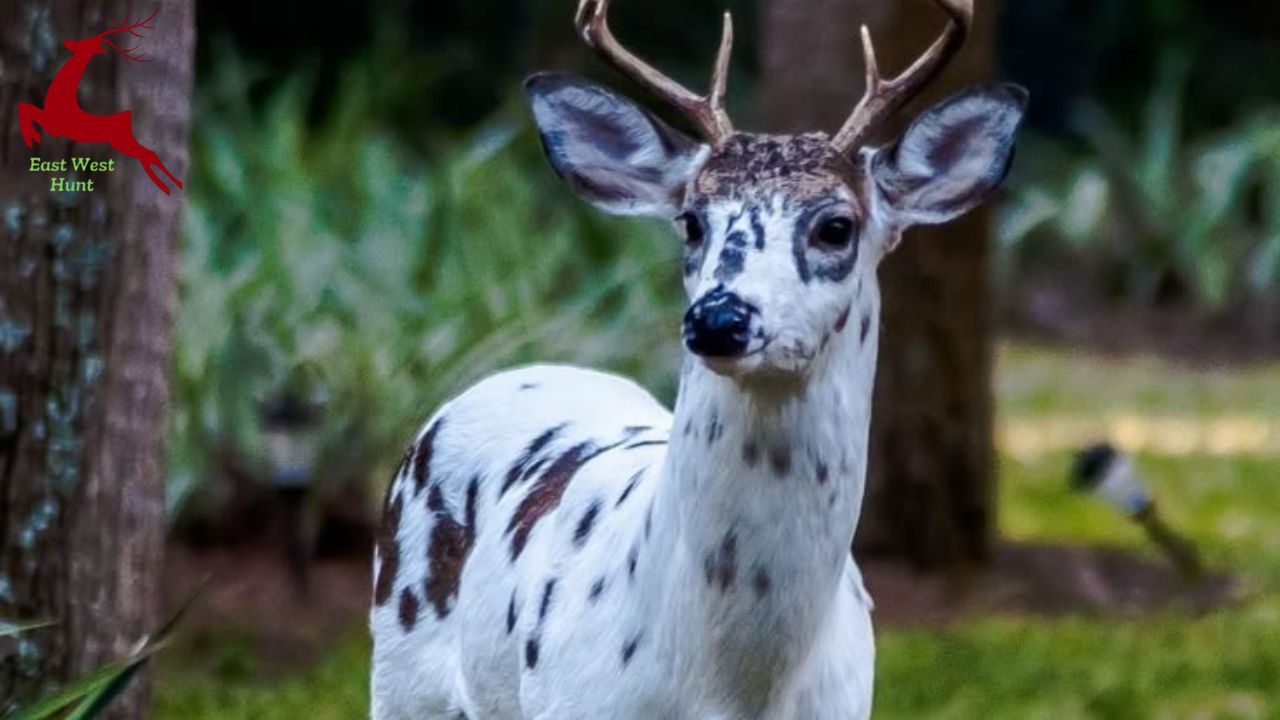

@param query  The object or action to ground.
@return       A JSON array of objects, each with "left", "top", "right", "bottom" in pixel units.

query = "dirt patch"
[
  {"left": 164, "top": 542, "right": 371, "bottom": 674},
  {"left": 1002, "top": 278, "right": 1280, "bottom": 366},
  {"left": 864, "top": 540, "right": 1245, "bottom": 626},
  {"left": 163, "top": 539, "right": 1243, "bottom": 672}
]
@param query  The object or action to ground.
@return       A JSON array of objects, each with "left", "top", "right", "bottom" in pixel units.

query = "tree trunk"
[
  {"left": 761, "top": 0, "right": 997, "bottom": 568},
  {"left": 0, "top": 1, "right": 193, "bottom": 716}
]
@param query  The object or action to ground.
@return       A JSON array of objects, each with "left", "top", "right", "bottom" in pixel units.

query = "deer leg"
[
  {"left": 18, "top": 103, "right": 44, "bottom": 148},
  {"left": 135, "top": 151, "right": 185, "bottom": 194},
  {"left": 119, "top": 141, "right": 172, "bottom": 195},
  {"left": 138, "top": 159, "right": 171, "bottom": 195},
  {"left": 105, "top": 117, "right": 181, "bottom": 194},
  {"left": 151, "top": 157, "right": 184, "bottom": 191}
]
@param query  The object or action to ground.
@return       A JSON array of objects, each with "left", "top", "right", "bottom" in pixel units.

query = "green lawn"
[{"left": 155, "top": 345, "right": 1280, "bottom": 720}]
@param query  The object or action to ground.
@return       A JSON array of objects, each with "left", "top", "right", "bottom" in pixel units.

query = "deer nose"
[{"left": 683, "top": 288, "right": 756, "bottom": 358}]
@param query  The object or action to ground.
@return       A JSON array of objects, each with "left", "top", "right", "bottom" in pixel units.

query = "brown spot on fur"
[
  {"left": 501, "top": 424, "right": 567, "bottom": 496},
  {"left": 616, "top": 469, "right": 644, "bottom": 507},
  {"left": 423, "top": 477, "right": 479, "bottom": 618},
  {"left": 573, "top": 500, "right": 602, "bottom": 549},
  {"left": 413, "top": 420, "right": 445, "bottom": 496},
  {"left": 706, "top": 413, "right": 723, "bottom": 444},
  {"left": 508, "top": 441, "right": 603, "bottom": 560},
  {"left": 399, "top": 588, "right": 420, "bottom": 631},
  {"left": 835, "top": 305, "right": 852, "bottom": 333},
  {"left": 621, "top": 632, "right": 643, "bottom": 666},
  {"left": 770, "top": 448, "right": 792, "bottom": 477},
  {"left": 703, "top": 531, "right": 738, "bottom": 590},
  {"left": 538, "top": 578, "right": 557, "bottom": 622},
  {"left": 752, "top": 566, "right": 772, "bottom": 598},
  {"left": 374, "top": 491, "right": 404, "bottom": 606},
  {"left": 817, "top": 461, "right": 830, "bottom": 485},
  {"left": 525, "top": 638, "right": 540, "bottom": 669},
  {"left": 743, "top": 441, "right": 760, "bottom": 467},
  {"left": 860, "top": 314, "right": 872, "bottom": 343}
]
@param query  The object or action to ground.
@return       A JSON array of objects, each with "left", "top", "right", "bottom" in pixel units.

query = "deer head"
[{"left": 528, "top": 0, "right": 1026, "bottom": 381}]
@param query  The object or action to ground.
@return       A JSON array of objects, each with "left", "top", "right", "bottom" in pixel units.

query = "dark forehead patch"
[{"left": 692, "top": 133, "right": 860, "bottom": 202}]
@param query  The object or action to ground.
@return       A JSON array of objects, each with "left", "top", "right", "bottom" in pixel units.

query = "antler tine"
[
  {"left": 101, "top": 37, "right": 153, "bottom": 64},
  {"left": 100, "top": 4, "right": 159, "bottom": 38},
  {"left": 831, "top": 0, "right": 973, "bottom": 152},
  {"left": 708, "top": 12, "right": 733, "bottom": 118},
  {"left": 575, "top": 0, "right": 735, "bottom": 143}
]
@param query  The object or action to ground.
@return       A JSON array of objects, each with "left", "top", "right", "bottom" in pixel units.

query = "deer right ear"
[
  {"left": 526, "top": 73, "right": 708, "bottom": 217},
  {"left": 867, "top": 84, "right": 1028, "bottom": 230}
]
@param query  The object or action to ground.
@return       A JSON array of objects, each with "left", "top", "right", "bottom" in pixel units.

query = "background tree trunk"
[
  {"left": 0, "top": 1, "right": 194, "bottom": 716},
  {"left": 761, "top": 0, "right": 998, "bottom": 568}
]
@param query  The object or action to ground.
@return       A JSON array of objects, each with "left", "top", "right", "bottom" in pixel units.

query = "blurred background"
[{"left": 3, "top": 0, "right": 1280, "bottom": 718}]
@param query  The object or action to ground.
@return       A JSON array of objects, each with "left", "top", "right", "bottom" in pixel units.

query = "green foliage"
[
  {"left": 8, "top": 584, "right": 203, "bottom": 720},
  {"left": 154, "top": 634, "right": 369, "bottom": 720},
  {"left": 0, "top": 620, "right": 53, "bottom": 639},
  {"left": 171, "top": 58, "right": 684, "bottom": 515},
  {"left": 999, "top": 54, "right": 1280, "bottom": 308}
]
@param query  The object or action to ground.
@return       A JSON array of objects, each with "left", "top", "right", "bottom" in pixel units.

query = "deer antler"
[
  {"left": 575, "top": 0, "right": 735, "bottom": 144},
  {"left": 831, "top": 0, "right": 973, "bottom": 153},
  {"left": 98, "top": 5, "right": 160, "bottom": 65}
]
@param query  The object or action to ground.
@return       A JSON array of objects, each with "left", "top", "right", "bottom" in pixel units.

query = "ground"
[{"left": 154, "top": 344, "right": 1280, "bottom": 720}]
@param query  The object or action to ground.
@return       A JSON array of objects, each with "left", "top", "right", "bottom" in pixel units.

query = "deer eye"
[
  {"left": 677, "top": 212, "right": 706, "bottom": 247},
  {"left": 811, "top": 216, "right": 856, "bottom": 250}
]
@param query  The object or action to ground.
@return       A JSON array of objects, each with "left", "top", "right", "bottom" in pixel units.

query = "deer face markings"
[
  {"left": 676, "top": 135, "right": 871, "bottom": 377},
  {"left": 528, "top": 73, "right": 1026, "bottom": 381}
]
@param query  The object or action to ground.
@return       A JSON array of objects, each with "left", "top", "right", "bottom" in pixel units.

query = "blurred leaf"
[
  {"left": 1003, "top": 49, "right": 1280, "bottom": 309},
  {"left": 0, "top": 620, "right": 53, "bottom": 639},
  {"left": 9, "top": 581, "right": 205, "bottom": 720}
]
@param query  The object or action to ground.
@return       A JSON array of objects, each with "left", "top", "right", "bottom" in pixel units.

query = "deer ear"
[
  {"left": 526, "top": 73, "right": 708, "bottom": 217},
  {"left": 869, "top": 84, "right": 1028, "bottom": 228}
]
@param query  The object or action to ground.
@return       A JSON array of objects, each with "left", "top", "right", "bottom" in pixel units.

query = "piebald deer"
[{"left": 371, "top": 0, "right": 1025, "bottom": 717}]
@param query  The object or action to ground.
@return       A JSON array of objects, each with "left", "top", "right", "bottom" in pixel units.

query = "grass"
[
  {"left": 153, "top": 344, "right": 1280, "bottom": 719},
  {"left": 877, "top": 444, "right": 1280, "bottom": 719},
  {"left": 154, "top": 635, "right": 369, "bottom": 720}
]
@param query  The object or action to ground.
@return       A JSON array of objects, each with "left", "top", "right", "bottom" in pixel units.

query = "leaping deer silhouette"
[{"left": 18, "top": 6, "right": 183, "bottom": 195}]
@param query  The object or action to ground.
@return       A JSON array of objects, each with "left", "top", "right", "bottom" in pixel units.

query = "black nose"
[{"left": 683, "top": 289, "right": 755, "bottom": 358}]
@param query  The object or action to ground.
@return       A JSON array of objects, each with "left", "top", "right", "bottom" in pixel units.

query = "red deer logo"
[{"left": 17, "top": 6, "right": 183, "bottom": 195}]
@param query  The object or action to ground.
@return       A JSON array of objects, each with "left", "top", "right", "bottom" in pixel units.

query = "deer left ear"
[
  {"left": 526, "top": 73, "right": 708, "bottom": 218},
  {"left": 868, "top": 84, "right": 1028, "bottom": 229}
]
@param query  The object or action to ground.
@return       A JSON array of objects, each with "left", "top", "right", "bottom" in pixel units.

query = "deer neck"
[
  {"left": 44, "top": 51, "right": 95, "bottom": 112},
  {"left": 643, "top": 288, "right": 879, "bottom": 708}
]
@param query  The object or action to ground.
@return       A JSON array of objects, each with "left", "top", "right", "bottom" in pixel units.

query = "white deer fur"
[{"left": 370, "top": 75, "right": 1026, "bottom": 719}]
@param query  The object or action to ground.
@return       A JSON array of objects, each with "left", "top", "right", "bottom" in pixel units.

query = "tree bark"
[
  {"left": 0, "top": 1, "right": 193, "bottom": 716},
  {"left": 761, "top": 0, "right": 997, "bottom": 568}
]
